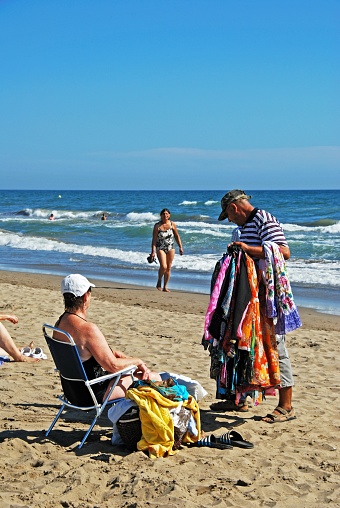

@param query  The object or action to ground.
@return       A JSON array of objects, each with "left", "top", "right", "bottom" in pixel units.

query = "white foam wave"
[
  {"left": 176, "top": 221, "right": 232, "bottom": 230},
  {"left": 179, "top": 201, "right": 198, "bottom": 206},
  {"left": 287, "top": 259, "right": 340, "bottom": 287},
  {"left": 126, "top": 212, "right": 158, "bottom": 222},
  {"left": 204, "top": 200, "right": 218, "bottom": 205},
  {"left": 15, "top": 208, "right": 103, "bottom": 220},
  {"left": 283, "top": 221, "right": 340, "bottom": 234},
  {"left": 0, "top": 230, "right": 339, "bottom": 288},
  {"left": 0, "top": 231, "right": 140, "bottom": 263},
  {"left": 180, "top": 228, "right": 229, "bottom": 238}
]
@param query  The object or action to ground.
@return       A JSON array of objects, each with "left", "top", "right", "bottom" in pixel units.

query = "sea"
[{"left": 0, "top": 189, "right": 339, "bottom": 315}]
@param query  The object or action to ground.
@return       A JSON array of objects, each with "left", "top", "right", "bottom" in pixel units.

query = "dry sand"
[{"left": 0, "top": 270, "right": 339, "bottom": 508}]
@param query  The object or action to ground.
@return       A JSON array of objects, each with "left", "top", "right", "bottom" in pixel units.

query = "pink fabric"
[{"left": 203, "top": 255, "right": 231, "bottom": 341}]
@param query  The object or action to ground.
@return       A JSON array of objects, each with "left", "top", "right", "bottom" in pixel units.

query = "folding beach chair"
[{"left": 43, "top": 324, "right": 136, "bottom": 449}]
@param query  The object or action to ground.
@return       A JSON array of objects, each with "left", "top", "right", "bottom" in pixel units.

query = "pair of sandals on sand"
[
  {"left": 210, "top": 400, "right": 296, "bottom": 423},
  {"left": 20, "top": 342, "right": 47, "bottom": 360},
  {"left": 191, "top": 430, "right": 254, "bottom": 450}
]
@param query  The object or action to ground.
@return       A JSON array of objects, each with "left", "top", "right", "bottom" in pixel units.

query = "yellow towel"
[{"left": 126, "top": 385, "right": 200, "bottom": 458}]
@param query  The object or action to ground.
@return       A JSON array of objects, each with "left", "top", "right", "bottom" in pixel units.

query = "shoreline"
[{"left": 1, "top": 269, "right": 340, "bottom": 332}]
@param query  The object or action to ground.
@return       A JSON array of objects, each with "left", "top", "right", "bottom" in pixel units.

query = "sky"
[{"left": 1, "top": 0, "right": 339, "bottom": 190}]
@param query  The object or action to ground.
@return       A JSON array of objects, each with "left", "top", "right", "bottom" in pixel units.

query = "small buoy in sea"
[{"left": 58, "top": 195, "right": 62, "bottom": 198}]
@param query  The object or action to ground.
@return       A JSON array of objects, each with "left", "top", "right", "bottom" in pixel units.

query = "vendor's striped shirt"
[{"left": 240, "top": 208, "right": 288, "bottom": 247}]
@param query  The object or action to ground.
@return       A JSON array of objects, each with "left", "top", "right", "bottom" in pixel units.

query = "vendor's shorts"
[{"left": 276, "top": 334, "right": 294, "bottom": 388}]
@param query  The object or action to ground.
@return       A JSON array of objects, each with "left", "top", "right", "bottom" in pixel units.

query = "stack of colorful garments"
[{"left": 202, "top": 243, "right": 301, "bottom": 406}]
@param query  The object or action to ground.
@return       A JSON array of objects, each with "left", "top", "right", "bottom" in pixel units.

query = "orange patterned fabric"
[{"left": 237, "top": 253, "right": 280, "bottom": 389}]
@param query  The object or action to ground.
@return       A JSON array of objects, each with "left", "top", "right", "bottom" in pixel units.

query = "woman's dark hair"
[
  {"left": 63, "top": 287, "right": 91, "bottom": 311},
  {"left": 160, "top": 208, "right": 170, "bottom": 216}
]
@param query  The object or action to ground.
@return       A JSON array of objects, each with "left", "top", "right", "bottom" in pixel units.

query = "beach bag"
[
  {"left": 116, "top": 402, "right": 192, "bottom": 452},
  {"left": 116, "top": 406, "right": 142, "bottom": 451}
]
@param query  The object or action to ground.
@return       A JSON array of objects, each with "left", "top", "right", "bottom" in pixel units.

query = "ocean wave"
[
  {"left": 287, "top": 259, "right": 340, "bottom": 287},
  {"left": 126, "top": 212, "right": 158, "bottom": 222},
  {"left": 283, "top": 221, "right": 340, "bottom": 233},
  {"left": 204, "top": 200, "right": 218, "bottom": 205},
  {"left": 0, "top": 230, "right": 339, "bottom": 288},
  {"left": 299, "top": 219, "right": 338, "bottom": 227},
  {"left": 12, "top": 208, "right": 105, "bottom": 220},
  {"left": 176, "top": 221, "right": 232, "bottom": 230},
  {"left": 179, "top": 201, "right": 198, "bottom": 206}
]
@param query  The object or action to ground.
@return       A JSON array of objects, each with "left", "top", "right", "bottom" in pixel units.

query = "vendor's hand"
[{"left": 229, "top": 241, "right": 252, "bottom": 255}]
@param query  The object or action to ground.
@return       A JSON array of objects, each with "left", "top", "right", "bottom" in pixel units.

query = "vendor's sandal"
[
  {"left": 218, "top": 430, "right": 254, "bottom": 449},
  {"left": 191, "top": 434, "right": 233, "bottom": 450},
  {"left": 262, "top": 406, "right": 296, "bottom": 424},
  {"left": 210, "top": 400, "right": 248, "bottom": 412}
]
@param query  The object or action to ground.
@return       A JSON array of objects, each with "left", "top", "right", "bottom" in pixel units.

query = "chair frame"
[{"left": 43, "top": 324, "right": 136, "bottom": 449}]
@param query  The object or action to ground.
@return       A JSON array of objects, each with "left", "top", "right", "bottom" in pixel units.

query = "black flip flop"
[
  {"left": 191, "top": 434, "right": 233, "bottom": 450},
  {"left": 218, "top": 430, "right": 254, "bottom": 449}
]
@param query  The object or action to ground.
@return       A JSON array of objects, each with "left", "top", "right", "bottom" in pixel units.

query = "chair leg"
[
  {"left": 78, "top": 415, "right": 99, "bottom": 449},
  {"left": 45, "top": 404, "right": 66, "bottom": 437}
]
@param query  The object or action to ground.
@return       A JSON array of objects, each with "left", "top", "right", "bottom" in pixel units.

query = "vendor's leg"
[
  {"left": 156, "top": 250, "right": 167, "bottom": 290},
  {"left": 163, "top": 249, "right": 175, "bottom": 292},
  {"left": 262, "top": 334, "right": 295, "bottom": 422},
  {"left": 278, "top": 386, "right": 293, "bottom": 411}
]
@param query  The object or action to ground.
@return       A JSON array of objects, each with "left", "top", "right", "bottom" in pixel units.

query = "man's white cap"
[{"left": 61, "top": 274, "right": 95, "bottom": 297}]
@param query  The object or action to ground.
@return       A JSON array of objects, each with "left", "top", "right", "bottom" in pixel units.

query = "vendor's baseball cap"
[
  {"left": 218, "top": 189, "right": 252, "bottom": 221},
  {"left": 61, "top": 274, "right": 95, "bottom": 296}
]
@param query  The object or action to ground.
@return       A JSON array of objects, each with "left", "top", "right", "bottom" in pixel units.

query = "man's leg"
[{"left": 262, "top": 334, "right": 295, "bottom": 423}]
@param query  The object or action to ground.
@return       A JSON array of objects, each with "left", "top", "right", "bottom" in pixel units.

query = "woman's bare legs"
[
  {"left": 163, "top": 249, "right": 175, "bottom": 292},
  {"left": 0, "top": 323, "right": 39, "bottom": 363},
  {"left": 156, "top": 250, "right": 167, "bottom": 290}
]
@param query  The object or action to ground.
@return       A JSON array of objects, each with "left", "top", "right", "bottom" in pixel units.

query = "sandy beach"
[{"left": 0, "top": 270, "right": 339, "bottom": 508}]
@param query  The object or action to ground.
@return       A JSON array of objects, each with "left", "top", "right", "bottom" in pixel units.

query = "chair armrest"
[{"left": 86, "top": 365, "right": 137, "bottom": 387}]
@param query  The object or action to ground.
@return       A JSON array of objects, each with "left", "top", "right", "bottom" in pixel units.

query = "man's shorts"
[{"left": 276, "top": 334, "right": 294, "bottom": 388}]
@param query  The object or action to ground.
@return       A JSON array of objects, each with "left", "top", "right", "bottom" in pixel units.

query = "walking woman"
[{"left": 150, "top": 208, "right": 184, "bottom": 292}]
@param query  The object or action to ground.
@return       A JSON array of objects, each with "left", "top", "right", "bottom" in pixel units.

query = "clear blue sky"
[{"left": 1, "top": 0, "right": 339, "bottom": 190}]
